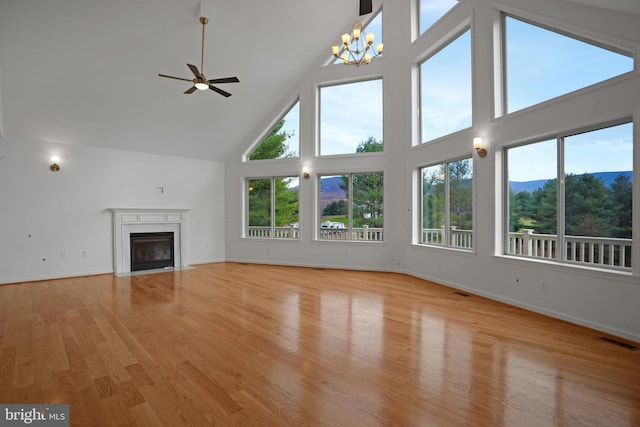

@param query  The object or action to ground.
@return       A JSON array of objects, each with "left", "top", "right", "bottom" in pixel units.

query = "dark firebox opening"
[{"left": 130, "top": 232, "right": 175, "bottom": 272}]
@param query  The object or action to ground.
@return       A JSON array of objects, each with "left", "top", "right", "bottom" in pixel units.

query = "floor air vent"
[
  {"left": 453, "top": 291, "right": 470, "bottom": 297},
  {"left": 598, "top": 337, "right": 637, "bottom": 351}
]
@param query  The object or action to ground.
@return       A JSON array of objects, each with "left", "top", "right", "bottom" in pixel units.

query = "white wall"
[
  {"left": 0, "top": 136, "right": 225, "bottom": 284},
  {"left": 225, "top": 0, "right": 640, "bottom": 342}
]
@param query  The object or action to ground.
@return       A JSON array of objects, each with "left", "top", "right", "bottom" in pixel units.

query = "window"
[
  {"left": 247, "top": 176, "right": 299, "bottom": 238},
  {"left": 248, "top": 101, "right": 299, "bottom": 160},
  {"left": 504, "top": 16, "right": 633, "bottom": 114},
  {"left": 319, "top": 173, "right": 384, "bottom": 241},
  {"left": 320, "top": 79, "right": 383, "bottom": 156},
  {"left": 506, "top": 122, "right": 633, "bottom": 270},
  {"left": 418, "top": 0, "right": 459, "bottom": 35},
  {"left": 420, "top": 158, "right": 473, "bottom": 249},
  {"left": 420, "top": 30, "right": 472, "bottom": 143}
]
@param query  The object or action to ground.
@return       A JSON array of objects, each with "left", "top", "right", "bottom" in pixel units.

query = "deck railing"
[
  {"left": 319, "top": 225, "right": 384, "bottom": 241},
  {"left": 508, "top": 229, "right": 631, "bottom": 269},
  {"left": 423, "top": 227, "right": 631, "bottom": 270},
  {"left": 249, "top": 225, "right": 631, "bottom": 269},
  {"left": 248, "top": 225, "right": 384, "bottom": 241},
  {"left": 247, "top": 226, "right": 300, "bottom": 239},
  {"left": 422, "top": 227, "right": 473, "bottom": 249}
]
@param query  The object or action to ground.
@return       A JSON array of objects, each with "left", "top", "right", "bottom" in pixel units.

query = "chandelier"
[
  {"left": 332, "top": 20, "right": 383, "bottom": 66},
  {"left": 331, "top": 0, "right": 382, "bottom": 66}
]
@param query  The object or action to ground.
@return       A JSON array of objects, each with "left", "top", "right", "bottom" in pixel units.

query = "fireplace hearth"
[
  {"left": 130, "top": 232, "right": 175, "bottom": 271},
  {"left": 110, "top": 208, "right": 189, "bottom": 274}
]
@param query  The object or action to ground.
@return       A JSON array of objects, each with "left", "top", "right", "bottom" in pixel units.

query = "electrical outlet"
[
  {"left": 541, "top": 281, "right": 549, "bottom": 293},
  {"left": 82, "top": 249, "right": 88, "bottom": 257},
  {"left": 60, "top": 250, "right": 67, "bottom": 259}
]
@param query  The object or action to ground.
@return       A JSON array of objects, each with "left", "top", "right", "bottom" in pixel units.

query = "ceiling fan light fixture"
[
  {"left": 158, "top": 14, "right": 239, "bottom": 97},
  {"left": 195, "top": 81, "right": 209, "bottom": 90}
]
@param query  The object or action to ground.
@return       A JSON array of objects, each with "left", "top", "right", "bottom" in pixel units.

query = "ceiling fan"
[{"left": 159, "top": 17, "right": 239, "bottom": 97}]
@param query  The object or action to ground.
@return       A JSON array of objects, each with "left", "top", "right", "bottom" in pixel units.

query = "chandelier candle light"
[
  {"left": 332, "top": 0, "right": 382, "bottom": 66},
  {"left": 332, "top": 20, "right": 383, "bottom": 66}
]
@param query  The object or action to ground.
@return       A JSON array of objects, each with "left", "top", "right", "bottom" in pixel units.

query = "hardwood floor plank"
[{"left": 0, "top": 263, "right": 638, "bottom": 426}]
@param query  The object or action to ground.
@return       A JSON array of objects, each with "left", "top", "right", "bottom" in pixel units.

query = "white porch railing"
[
  {"left": 320, "top": 225, "right": 384, "bottom": 241},
  {"left": 508, "top": 229, "right": 631, "bottom": 269},
  {"left": 247, "top": 226, "right": 300, "bottom": 239},
  {"left": 422, "top": 227, "right": 473, "bottom": 249},
  {"left": 423, "top": 227, "right": 632, "bottom": 269},
  {"left": 247, "top": 225, "right": 384, "bottom": 241}
]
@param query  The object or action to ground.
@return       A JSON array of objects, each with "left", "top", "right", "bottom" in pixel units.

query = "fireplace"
[
  {"left": 111, "top": 208, "right": 189, "bottom": 274},
  {"left": 130, "top": 232, "right": 175, "bottom": 271}
]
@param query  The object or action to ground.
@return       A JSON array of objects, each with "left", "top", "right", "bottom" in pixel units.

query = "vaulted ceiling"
[
  {"left": 0, "top": 0, "right": 352, "bottom": 161},
  {"left": 0, "top": 0, "right": 636, "bottom": 162}
]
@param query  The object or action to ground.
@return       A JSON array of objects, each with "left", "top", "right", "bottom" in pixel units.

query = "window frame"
[
  {"left": 245, "top": 175, "right": 300, "bottom": 240},
  {"left": 317, "top": 172, "right": 385, "bottom": 242},
  {"left": 503, "top": 119, "right": 634, "bottom": 271},
  {"left": 417, "top": 26, "right": 473, "bottom": 145},
  {"left": 244, "top": 99, "right": 301, "bottom": 162},
  {"left": 318, "top": 78, "right": 384, "bottom": 157},
  {"left": 419, "top": 156, "right": 474, "bottom": 250},
  {"left": 499, "top": 12, "right": 635, "bottom": 117}
]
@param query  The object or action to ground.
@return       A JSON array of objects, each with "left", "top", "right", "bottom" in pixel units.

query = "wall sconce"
[
  {"left": 302, "top": 166, "right": 310, "bottom": 179},
  {"left": 50, "top": 155, "right": 61, "bottom": 171},
  {"left": 473, "top": 137, "right": 487, "bottom": 158}
]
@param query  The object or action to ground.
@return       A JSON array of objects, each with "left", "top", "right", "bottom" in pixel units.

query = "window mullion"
[
  {"left": 271, "top": 178, "right": 276, "bottom": 238},
  {"left": 557, "top": 138, "right": 566, "bottom": 262},
  {"left": 348, "top": 174, "right": 354, "bottom": 240},
  {"left": 445, "top": 163, "right": 451, "bottom": 246}
]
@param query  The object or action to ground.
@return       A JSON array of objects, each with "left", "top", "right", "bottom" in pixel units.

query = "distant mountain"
[
  {"left": 320, "top": 176, "right": 347, "bottom": 202},
  {"left": 510, "top": 171, "right": 632, "bottom": 193}
]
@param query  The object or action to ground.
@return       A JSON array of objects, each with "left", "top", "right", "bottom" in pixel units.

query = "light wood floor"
[{"left": 0, "top": 263, "right": 638, "bottom": 426}]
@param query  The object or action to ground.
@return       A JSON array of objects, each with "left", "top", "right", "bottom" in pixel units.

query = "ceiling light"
[
  {"left": 331, "top": 0, "right": 382, "bottom": 66},
  {"left": 332, "top": 20, "right": 382, "bottom": 66},
  {"left": 194, "top": 81, "right": 209, "bottom": 90}
]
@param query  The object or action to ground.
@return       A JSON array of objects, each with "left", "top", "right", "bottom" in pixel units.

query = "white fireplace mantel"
[{"left": 110, "top": 208, "right": 189, "bottom": 274}]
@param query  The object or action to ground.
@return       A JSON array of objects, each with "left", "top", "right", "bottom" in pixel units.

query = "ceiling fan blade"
[
  {"left": 209, "top": 85, "right": 232, "bottom": 97},
  {"left": 208, "top": 77, "right": 240, "bottom": 84},
  {"left": 187, "top": 63, "right": 202, "bottom": 78},
  {"left": 159, "top": 74, "right": 193, "bottom": 82},
  {"left": 359, "top": 0, "right": 372, "bottom": 15},
  {"left": 184, "top": 86, "right": 197, "bottom": 94}
]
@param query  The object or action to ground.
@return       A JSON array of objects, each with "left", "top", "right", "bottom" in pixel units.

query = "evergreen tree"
[
  {"left": 422, "top": 166, "right": 445, "bottom": 230},
  {"left": 565, "top": 173, "right": 610, "bottom": 236},
  {"left": 248, "top": 120, "right": 299, "bottom": 228},
  {"left": 448, "top": 159, "right": 472, "bottom": 230},
  {"left": 323, "top": 200, "right": 348, "bottom": 216},
  {"left": 249, "top": 120, "right": 296, "bottom": 160},
  {"left": 531, "top": 179, "right": 558, "bottom": 234},
  {"left": 337, "top": 137, "right": 385, "bottom": 227},
  {"left": 609, "top": 174, "right": 632, "bottom": 238}
]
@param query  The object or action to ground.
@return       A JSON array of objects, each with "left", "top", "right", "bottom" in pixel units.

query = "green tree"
[
  {"left": 449, "top": 159, "right": 472, "bottom": 230},
  {"left": 531, "top": 179, "right": 558, "bottom": 234},
  {"left": 422, "top": 166, "right": 445, "bottom": 230},
  {"left": 249, "top": 120, "right": 296, "bottom": 160},
  {"left": 609, "top": 174, "right": 632, "bottom": 238},
  {"left": 248, "top": 178, "right": 271, "bottom": 227},
  {"left": 248, "top": 120, "right": 299, "bottom": 229},
  {"left": 565, "top": 173, "right": 610, "bottom": 236},
  {"left": 323, "top": 200, "right": 348, "bottom": 216},
  {"left": 340, "top": 137, "right": 384, "bottom": 227},
  {"left": 353, "top": 173, "right": 384, "bottom": 227},
  {"left": 509, "top": 189, "right": 535, "bottom": 232},
  {"left": 356, "top": 137, "right": 383, "bottom": 153}
]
